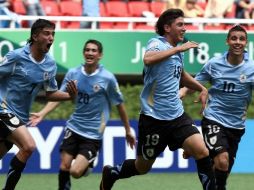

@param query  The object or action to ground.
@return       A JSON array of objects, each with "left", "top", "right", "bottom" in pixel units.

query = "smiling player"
[
  {"left": 29, "top": 39, "right": 136, "bottom": 190},
  {"left": 99, "top": 9, "right": 216, "bottom": 190},
  {"left": 181, "top": 24, "right": 254, "bottom": 190}
]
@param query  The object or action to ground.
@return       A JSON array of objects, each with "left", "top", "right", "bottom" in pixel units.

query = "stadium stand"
[
  {"left": 3, "top": 0, "right": 254, "bottom": 31},
  {"left": 104, "top": 1, "right": 129, "bottom": 29},
  {"left": 59, "top": 1, "right": 82, "bottom": 28},
  {"left": 128, "top": 1, "right": 153, "bottom": 29},
  {"left": 99, "top": 1, "right": 113, "bottom": 29},
  {"left": 224, "top": 2, "right": 236, "bottom": 18},
  {"left": 11, "top": 0, "right": 28, "bottom": 27},
  {"left": 41, "top": 1, "right": 61, "bottom": 16},
  {"left": 12, "top": 0, "right": 26, "bottom": 15},
  {"left": 128, "top": 1, "right": 150, "bottom": 17},
  {"left": 196, "top": 1, "right": 207, "bottom": 11},
  {"left": 150, "top": 1, "right": 165, "bottom": 17}
]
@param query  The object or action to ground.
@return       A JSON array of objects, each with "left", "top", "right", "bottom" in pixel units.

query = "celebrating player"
[{"left": 100, "top": 8, "right": 216, "bottom": 190}]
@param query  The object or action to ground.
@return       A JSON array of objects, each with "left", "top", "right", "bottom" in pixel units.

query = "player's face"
[
  {"left": 227, "top": 31, "right": 247, "bottom": 56},
  {"left": 34, "top": 27, "right": 55, "bottom": 53},
  {"left": 84, "top": 43, "right": 102, "bottom": 65},
  {"left": 165, "top": 17, "right": 186, "bottom": 45}
]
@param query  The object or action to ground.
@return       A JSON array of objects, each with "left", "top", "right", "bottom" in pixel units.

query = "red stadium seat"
[
  {"left": 105, "top": 1, "right": 129, "bottom": 17},
  {"left": 105, "top": 1, "right": 129, "bottom": 29},
  {"left": 135, "top": 24, "right": 154, "bottom": 30},
  {"left": 99, "top": 22, "right": 114, "bottom": 29},
  {"left": 41, "top": 1, "right": 61, "bottom": 16},
  {"left": 247, "top": 24, "right": 254, "bottom": 31},
  {"left": 100, "top": 2, "right": 107, "bottom": 17},
  {"left": 11, "top": 0, "right": 28, "bottom": 27},
  {"left": 128, "top": 1, "right": 150, "bottom": 17},
  {"left": 225, "top": 24, "right": 249, "bottom": 31},
  {"left": 204, "top": 24, "right": 225, "bottom": 30},
  {"left": 185, "top": 24, "right": 199, "bottom": 31},
  {"left": 59, "top": 1, "right": 82, "bottom": 16},
  {"left": 59, "top": 1, "right": 82, "bottom": 28},
  {"left": 150, "top": 1, "right": 165, "bottom": 17},
  {"left": 128, "top": 1, "right": 151, "bottom": 30},
  {"left": 11, "top": 0, "right": 26, "bottom": 15},
  {"left": 99, "top": 2, "right": 112, "bottom": 29}
]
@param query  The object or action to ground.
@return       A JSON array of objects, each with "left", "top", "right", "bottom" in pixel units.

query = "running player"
[
  {"left": 181, "top": 24, "right": 254, "bottom": 190},
  {"left": 99, "top": 8, "right": 216, "bottom": 190},
  {"left": 0, "top": 19, "right": 76, "bottom": 190},
  {"left": 29, "top": 39, "right": 136, "bottom": 190}
]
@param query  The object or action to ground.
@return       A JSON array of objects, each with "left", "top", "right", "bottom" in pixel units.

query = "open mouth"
[
  {"left": 47, "top": 43, "right": 52, "bottom": 49},
  {"left": 86, "top": 57, "right": 94, "bottom": 61}
]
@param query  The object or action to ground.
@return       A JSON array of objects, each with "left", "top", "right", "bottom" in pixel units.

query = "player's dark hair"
[
  {"left": 156, "top": 9, "right": 184, "bottom": 36},
  {"left": 27, "top": 19, "right": 55, "bottom": 44},
  {"left": 227, "top": 25, "right": 247, "bottom": 39},
  {"left": 83, "top": 39, "right": 103, "bottom": 53}
]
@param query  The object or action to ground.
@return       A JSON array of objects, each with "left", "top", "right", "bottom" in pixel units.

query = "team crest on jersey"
[
  {"left": 43, "top": 72, "right": 50, "bottom": 80},
  {"left": 93, "top": 84, "right": 101, "bottom": 92},
  {"left": 209, "top": 136, "right": 217, "bottom": 145},
  {"left": 239, "top": 74, "right": 247, "bottom": 83},
  {"left": 147, "top": 41, "right": 159, "bottom": 49},
  {"left": 115, "top": 83, "right": 121, "bottom": 93},
  {"left": 146, "top": 148, "right": 154, "bottom": 158}
]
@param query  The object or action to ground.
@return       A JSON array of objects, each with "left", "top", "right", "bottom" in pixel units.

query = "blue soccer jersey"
[
  {"left": 60, "top": 64, "right": 124, "bottom": 140},
  {"left": 195, "top": 51, "right": 254, "bottom": 129},
  {"left": 140, "top": 36, "right": 184, "bottom": 120},
  {"left": 0, "top": 44, "right": 58, "bottom": 123}
]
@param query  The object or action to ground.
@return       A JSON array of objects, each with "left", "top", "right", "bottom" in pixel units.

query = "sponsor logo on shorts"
[
  {"left": 88, "top": 150, "right": 93, "bottom": 159},
  {"left": 146, "top": 148, "right": 154, "bottom": 158},
  {"left": 209, "top": 135, "right": 217, "bottom": 145},
  {"left": 215, "top": 146, "right": 223, "bottom": 151},
  {"left": 64, "top": 129, "right": 72, "bottom": 139},
  {"left": 9, "top": 116, "right": 20, "bottom": 125}
]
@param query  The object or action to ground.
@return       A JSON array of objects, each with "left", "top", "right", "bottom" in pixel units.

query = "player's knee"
[
  {"left": 70, "top": 168, "right": 83, "bottom": 178},
  {"left": 201, "top": 147, "right": 209, "bottom": 157},
  {"left": 137, "top": 169, "right": 150, "bottom": 175},
  {"left": 60, "top": 162, "right": 71, "bottom": 171},
  {"left": 193, "top": 146, "right": 209, "bottom": 160},
  {"left": 215, "top": 156, "right": 229, "bottom": 171},
  {"left": 21, "top": 142, "right": 36, "bottom": 157},
  {"left": 135, "top": 165, "right": 151, "bottom": 174}
]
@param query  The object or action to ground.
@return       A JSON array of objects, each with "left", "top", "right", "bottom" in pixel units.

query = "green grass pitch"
[{"left": 0, "top": 173, "right": 253, "bottom": 190}]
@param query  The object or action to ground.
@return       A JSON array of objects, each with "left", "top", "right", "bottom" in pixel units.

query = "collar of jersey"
[{"left": 81, "top": 65, "right": 100, "bottom": 76}]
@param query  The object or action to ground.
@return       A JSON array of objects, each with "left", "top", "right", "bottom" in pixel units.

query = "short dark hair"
[
  {"left": 156, "top": 9, "right": 184, "bottom": 36},
  {"left": 83, "top": 39, "right": 103, "bottom": 53},
  {"left": 27, "top": 19, "right": 55, "bottom": 44},
  {"left": 227, "top": 24, "right": 247, "bottom": 40}
]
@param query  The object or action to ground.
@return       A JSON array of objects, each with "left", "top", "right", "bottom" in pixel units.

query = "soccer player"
[
  {"left": 29, "top": 39, "right": 136, "bottom": 190},
  {"left": 181, "top": 24, "right": 254, "bottom": 190},
  {"left": 0, "top": 19, "right": 77, "bottom": 190},
  {"left": 99, "top": 9, "right": 216, "bottom": 190}
]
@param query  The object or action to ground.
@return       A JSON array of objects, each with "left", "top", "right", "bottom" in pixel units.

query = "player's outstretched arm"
[
  {"left": 116, "top": 103, "right": 136, "bottom": 149},
  {"left": 143, "top": 41, "right": 198, "bottom": 66},
  {"left": 180, "top": 71, "right": 208, "bottom": 113},
  {"left": 29, "top": 102, "right": 60, "bottom": 127}
]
